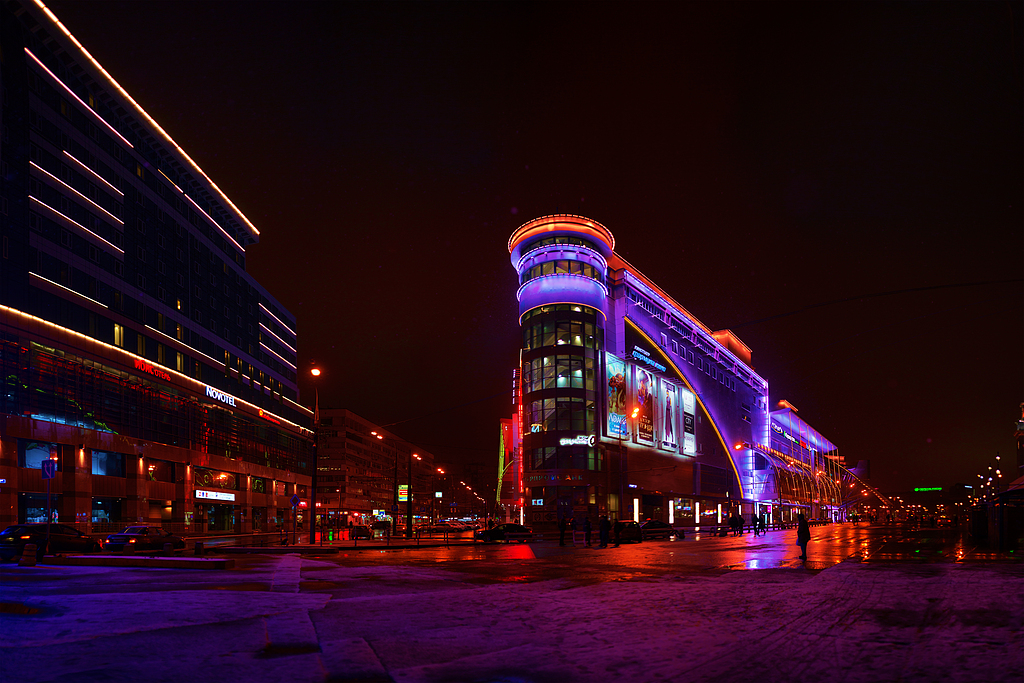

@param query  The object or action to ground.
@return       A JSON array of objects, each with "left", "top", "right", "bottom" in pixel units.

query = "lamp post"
[{"left": 310, "top": 366, "right": 321, "bottom": 544}]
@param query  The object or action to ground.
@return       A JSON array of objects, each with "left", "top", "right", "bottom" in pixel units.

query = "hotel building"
[
  {"left": 0, "top": 1, "right": 314, "bottom": 533},
  {"left": 508, "top": 215, "right": 849, "bottom": 528}
]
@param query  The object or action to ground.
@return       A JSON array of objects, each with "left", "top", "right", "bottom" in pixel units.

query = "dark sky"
[{"left": 45, "top": 1, "right": 1023, "bottom": 493}]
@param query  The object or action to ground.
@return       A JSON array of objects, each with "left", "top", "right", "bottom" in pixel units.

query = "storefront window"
[
  {"left": 19, "top": 441, "right": 60, "bottom": 470},
  {"left": 194, "top": 467, "right": 237, "bottom": 490},
  {"left": 145, "top": 459, "right": 175, "bottom": 482},
  {"left": 92, "top": 451, "right": 126, "bottom": 477}
]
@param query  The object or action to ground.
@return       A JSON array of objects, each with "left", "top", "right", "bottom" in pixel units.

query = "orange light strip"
[
  {"left": 31, "top": 1, "right": 260, "bottom": 237},
  {"left": 63, "top": 151, "right": 123, "bottom": 196},
  {"left": 30, "top": 272, "right": 107, "bottom": 308},
  {"left": 24, "top": 47, "right": 133, "bottom": 149},
  {"left": 29, "top": 195, "right": 124, "bottom": 254},
  {"left": 1, "top": 303, "right": 307, "bottom": 432},
  {"left": 31, "top": 161, "right": 124, "bottom": 225}
]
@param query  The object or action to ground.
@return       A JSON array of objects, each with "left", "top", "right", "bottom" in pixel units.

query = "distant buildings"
[
  {"left": 0, "top": 1, "right": 312, "bottom": 532},
  {"left": 505, "top": 215, "right": 850, "bottom": 527}
]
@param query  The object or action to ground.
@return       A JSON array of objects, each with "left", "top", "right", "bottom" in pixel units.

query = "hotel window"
[
  {"left": 176, "top": 323, "right": 183, "bottom": 340},
  {"left": 137, "top": 335, "right": 146, "bottom": 356},
  {"left": 89, "top": 245, "right": 99, "bottom": 263},
  {"left": 176, "top": 352, "right": 185, "bottom": 373},
  {"left": 157, "top": 344, "right": 165, "bottom": 364},
  {"left": 114, "top": 323, "right": 124, "bottom": 347}
]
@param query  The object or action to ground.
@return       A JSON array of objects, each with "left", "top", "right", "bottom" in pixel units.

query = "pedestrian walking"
[
  {"left": 613, "top": 519, "right": 623, "bottom": 547},
  {"left": 752, "top": 512, "right": 760, "bottom": 537},
  {"left": 796, "top": 512, "right": 811, "bottom": 560},
  {"left": 558, "top": 515, "right": 567, "bottom": 547},
  {"left": 584, "top": 517, "right": 593, "bottom": 546},
  {"left": 758, "top": 513, "right": 767, "bottom": 535},
  {"left": 599, "top": 515, "right": 610, "bottom": 548}
]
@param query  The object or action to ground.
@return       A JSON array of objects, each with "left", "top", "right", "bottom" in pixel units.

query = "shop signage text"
[
  {"left": 135, "top": 358, "right": 171, "bottom": 382},
  {"left": 195, "top": 489, "right": 236, "bottom": 502}
]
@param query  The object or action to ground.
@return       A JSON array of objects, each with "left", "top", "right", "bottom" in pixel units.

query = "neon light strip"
[
  {"left": 260, "top": 341, "right": 297, "bottom": 370},
  {"left": 517, "top": 243, "right": 607, "bottom": 271},
  {"left": 180, "top": 188, "right": 244, "bottom": 253},
  {"left": 259, "top": 322, "right": 296, "bottom": 353},
  {"left": 157, "top": 168, "right": 183, "bottom": 193},
  {"left": 31, "top": 161, "right": 124, "bottom": 225},
  {"left": 258, "top": 303, "right": 296, "bottom": 337},
  {"left": 142, "top": 325, "right": 224, "bottom": 370},
  {"left": 0, "top": 303, "right": 307, "bottom": 432},
  {"left": 30, "top": 272, "right": 107, "bottom": 308},
  {"left": 29, "top": 196, "right": 124, "bottom": 254},
  {"left": 515, "top": 273, "right": 609, "bottom": 301},
  {"left": 283, "top": 395, "right": 314, "bottom": 417},
  {"left": 63, "top": 151, "right": 123, "bottom": 196},
  {"left": 31, "top": 2, "right": 260, "bottom": 237},
  {"left": 24, "top": 47, "right": 133, "bottom": 149}
]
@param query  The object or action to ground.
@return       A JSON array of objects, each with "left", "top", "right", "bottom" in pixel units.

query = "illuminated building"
[
  {"left": 0, "top": 1, "right": 313, "bottom": 532},
  {"left": 509, "top": 214, "right": 847, "bottom": 527},
  {"left": 313, "top": 409, "right": 435, "bottom": 527}
]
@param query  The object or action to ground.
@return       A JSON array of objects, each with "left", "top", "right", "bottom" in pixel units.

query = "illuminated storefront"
[{"left": 509, "top": 215, "right": 848, "bottom": 527}]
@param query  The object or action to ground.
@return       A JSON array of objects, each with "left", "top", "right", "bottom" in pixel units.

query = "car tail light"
[
  {"left": 128, "top": 539, "right": 136, "bottom": 543},
  {"left": 20, "top": 535, "right": 31, "bottom": 539}
]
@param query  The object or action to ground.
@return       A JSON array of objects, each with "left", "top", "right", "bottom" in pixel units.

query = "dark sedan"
[
  {"left": 103, "top": 526, "right": 185, "bottom": 552},
  {"left": 0, "top": 523, "right": 101, "bottom": 560},
  {"left": 614, "top": 520, "right": 643, "bottom": 543},
  {"left": 639, "top": 519, "right": 680, "bottom": 540},
  {"left": 475, "top": 523, "right": 533, "bottom": 543}
]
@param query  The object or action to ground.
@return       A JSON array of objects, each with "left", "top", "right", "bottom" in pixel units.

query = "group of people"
[
  {"left": 558, "top": 514, "right": 622, "bottom": 549},
  {"left": 727, "top": 511, "right": 768, "bottom": 536}
]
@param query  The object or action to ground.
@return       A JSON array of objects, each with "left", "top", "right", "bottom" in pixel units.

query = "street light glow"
[{"left": 310, "top": 368, "right": 321, "bottom": 377}]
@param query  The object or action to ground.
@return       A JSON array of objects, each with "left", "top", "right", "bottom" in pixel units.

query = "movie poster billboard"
[
  {"left": 661, "top": 381, "right": 678, "bottom": 451},
  {"left": 606, "top": 354, "right": 628, "bottom": 438},
  {"left": 635, "top": 366, "right": 656, "bottom": 445},
  {"left": 680, "top": 387, "right": 696, "bottom": 455}
]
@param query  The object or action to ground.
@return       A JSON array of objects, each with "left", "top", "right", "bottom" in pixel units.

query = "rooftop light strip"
[
  {"left": 259, "top": 322, "right": 297, "bottom": 354},
  {"left": 180, "top": 187, "right": 245, "bottom": 253},
  {"left": 31, "top": 161, "right": 124, "bottom": 225},
  {"left": 24, "top": 47, "right": 133, "bottom": 149},
  {"left": 1, "top": 303, "right": 305, "bottom": 430},
  {"left": 29, "top": 195, "right": 125, "bottom": 254},
  {"left": 258, "top": 303, "right": 297, "bottom": 337},
  {"left": 32, "top": 1, "right": 260, "bottom": 238},
  {"left": 62, "top": 151, "right": 123, "bottom": 197},
  {"left": 260, "top": 341, "right": 297, "bottom": 370},
  {"left": 30, "top": 272, "right": 108, "bottom": 308}
]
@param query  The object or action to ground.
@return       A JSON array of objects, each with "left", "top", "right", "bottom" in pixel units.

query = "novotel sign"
[
  {"left": 559, "top": 434, "right": 596, "bottom": 447},
  {"left": 205, "top": 385, "right": 236, "bottom": 407}
]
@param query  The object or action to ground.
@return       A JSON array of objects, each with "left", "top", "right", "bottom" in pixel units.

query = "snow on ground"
[{"left": 2, "top": 557, "right": 1021, "bottom": 682}]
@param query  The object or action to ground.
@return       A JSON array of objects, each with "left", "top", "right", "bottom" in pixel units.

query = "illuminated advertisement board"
[
  {"left": 634, "top": 365, "right": 655, "bottom": 445},
  {"left": 661, "top": 381, "right": 678, "bottom": 451},
  {"left": 398, "top": 484, "right": 409, "bottom": 502},
  {"left": 680, "top": 387, "right": 696, "bottom": 455},
  {"left": 606, "top": 354, "right": 628, "bottom": 438}
]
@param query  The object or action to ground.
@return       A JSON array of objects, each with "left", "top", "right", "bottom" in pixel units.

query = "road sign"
[
  {"left": 391, "top": 505, "right": 399, "bottom": 512},
  {"left": 290, "top": 494, "right": 300, "bottom": 508},
  {"left": 41, "top": 459, "right": 57, "bottom": 480}
]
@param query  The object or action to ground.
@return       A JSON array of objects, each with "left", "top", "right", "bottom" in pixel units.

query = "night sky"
[{"left": 43, "top": 1, "right": 1022, "bottom": 493}]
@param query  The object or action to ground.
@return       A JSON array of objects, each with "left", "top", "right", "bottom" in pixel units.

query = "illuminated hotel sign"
[
  {"left": 257, "top": 408, "right": 281, "bottom": 424},
  {"left": 205, "top": 385, "right": 237, "bottom": 407},
  {"left": 771, "top": 422, "right": 816, "bottom": 454},
  {"left": 134, "top": 358, "right": 170, "bottom": 382},
  {"left": 559, "top": 434, "right": 596, "bottom": 447},
  {"left": 195, "top": 489, "right": 236, "bottom": 502}
]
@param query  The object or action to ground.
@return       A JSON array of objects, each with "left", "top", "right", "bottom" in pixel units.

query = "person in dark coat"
[
  {"left": 613, "top": 519, "right": 623, "bottom": 547},
  {"left": 584, "top": 517, "right": 593, "bottom": 546},
  {"left": 598, "top": 515, "right": 610, "bottom": 548},
  {"left": 758, "top": 513, "right": 767, "bottom": 535},
  {"left": 558, "top": 515, "right": 567, "bottom": 547},
  {"left": 752, "top": 512, "right": 760, "bottom": 537},
  {"left": 796, "top": 513, "right": 811, "bottom": 560}
]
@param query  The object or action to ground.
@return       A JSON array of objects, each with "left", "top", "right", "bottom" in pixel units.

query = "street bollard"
[
  {"left": 19, "top": 543, "right": 38, "bottom": 566},
  {"left": 194, "top": 540, "right": 204, "bottom": 556},
  {"left": 163, "top": 542, "right": 173, "bottom": 556}
]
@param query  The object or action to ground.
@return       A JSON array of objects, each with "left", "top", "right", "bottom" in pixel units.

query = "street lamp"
[{"left": 310, "top": 365, "right": 322, "bottom": 544}]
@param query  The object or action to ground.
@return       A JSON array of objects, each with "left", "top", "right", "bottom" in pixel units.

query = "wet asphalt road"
[{"left": 285, "top": 523, "right": 980, "bottom": 585}]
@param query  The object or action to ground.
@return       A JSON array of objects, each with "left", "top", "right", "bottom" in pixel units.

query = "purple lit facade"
[{"left": 510, "top": 215, "right": 848, "bottom": 528}]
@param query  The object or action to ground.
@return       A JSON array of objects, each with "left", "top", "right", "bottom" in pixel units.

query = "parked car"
[
  {"left": 0, "top": 523, "right": 101, "bottom": 560},
  {"left": 102, "top": 526, "right": 185, "bottom": 552},
  {"left": 350, "top": 525, "right": 372, "bottom": 539},
  {"left": 475, "top": 523, "right": 533, "bottom": 543},
  {"left": 615, "top": 520, "right": 643, "bottom": 543},
  {"left": 639, "top": 519, "right": 678, "bottom": 540}
]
